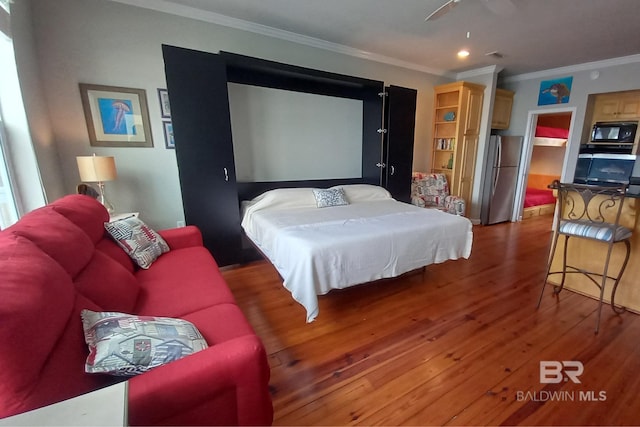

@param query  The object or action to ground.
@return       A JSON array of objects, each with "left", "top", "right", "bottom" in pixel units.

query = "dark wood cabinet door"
[
  {"left": 162, "top": 45, "right": 242, "bottom": 266},
  {"left": 384, "top": 85, "right": 417, "bottom": 203},
  {"left": 362, "top": 86, "right": 385, "bottom": 186}
]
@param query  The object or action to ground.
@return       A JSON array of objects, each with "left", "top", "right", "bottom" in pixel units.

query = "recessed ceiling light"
[{"left": 457, "top": 49, "right": 470, "bottom": 58}]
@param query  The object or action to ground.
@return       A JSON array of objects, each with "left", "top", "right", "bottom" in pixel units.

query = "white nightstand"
[{"left": 0, "top": 381, "right": 128, "bottom": 426}]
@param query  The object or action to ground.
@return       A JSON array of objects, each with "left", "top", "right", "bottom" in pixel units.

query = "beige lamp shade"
[{"left": 76, "top": 155, "right": 117, "bottom": 182}]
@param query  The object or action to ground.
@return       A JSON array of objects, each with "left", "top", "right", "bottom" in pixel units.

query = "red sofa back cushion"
[
  {"left": 0, "top": 235, "right": 76, "bottom": 415},
  {"left": 74, "top": 250, "right": 140, "bottom": 312},
  {"left": 4, "top": 195, "right": 140, "bottom": 311},
  {"left": 49, "top": 194, "right": 110, "bottom": 243},
  {"left": 8, "top": 208, "right": 94, "bottom": 277}
]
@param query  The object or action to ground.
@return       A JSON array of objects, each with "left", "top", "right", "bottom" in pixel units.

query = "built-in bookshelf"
[
  {"left": 430, "top": 81, "right": 485, "bottom": 202},
  {"left": 431, "top": 89, "right": 459, "bottom": 185}
]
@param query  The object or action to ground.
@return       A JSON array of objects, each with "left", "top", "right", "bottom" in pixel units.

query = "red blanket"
[
  {"left": 535, "top": 125, "right": 569, "bottom": 139},
  {"left": 524, "top": 187, "right": 556, "bottom": 208}
]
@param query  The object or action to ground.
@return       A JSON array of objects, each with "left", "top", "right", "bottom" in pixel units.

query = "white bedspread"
[{"left": 242, "top": 189, "right": 472, "bottom": 322}]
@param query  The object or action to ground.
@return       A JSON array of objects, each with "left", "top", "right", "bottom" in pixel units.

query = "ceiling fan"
[{"left": 425, "top": 0, "right": 516, "bottom": 22}]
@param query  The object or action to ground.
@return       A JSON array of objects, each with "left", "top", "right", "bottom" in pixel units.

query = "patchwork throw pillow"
[
  {"left": 312, "top": 188, "right": 349, "bottom": 208},
  {"left": 81, "top": 309, "right": 208, "bottom": 376},
  {"left": 104, "top": 216, "right": 169, "bottom": 269}
]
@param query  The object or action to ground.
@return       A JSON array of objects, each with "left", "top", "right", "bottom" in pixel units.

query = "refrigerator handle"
[{"left": 493, "top": 138, "right": 502, "bottom": 196}]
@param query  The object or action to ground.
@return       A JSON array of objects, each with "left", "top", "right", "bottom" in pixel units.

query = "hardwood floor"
[{"left": 222, "top": 215, "right": 640, "bottom": 425}]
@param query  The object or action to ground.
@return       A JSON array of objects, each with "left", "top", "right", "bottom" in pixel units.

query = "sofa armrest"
[
  {"left": 127, "top": 334, "right": 273, "bottom": 426},
  {"left": 444, "top": 195, "right": 466, "bottom": 216},
  {"left": 158, "top": 225, "right": 203, "bottom": 249},
  {"left": 410, "top": 195, "right": 426, "bottom": 208}
]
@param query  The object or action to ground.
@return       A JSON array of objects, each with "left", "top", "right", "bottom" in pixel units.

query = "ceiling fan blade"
[{"left": 425, "top": 0, "right": 459, "bottom": 22}]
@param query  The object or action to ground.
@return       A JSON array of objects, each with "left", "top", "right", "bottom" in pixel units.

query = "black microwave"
[{"left": 591, "top": 121, "right": 637, "bottom": 143}]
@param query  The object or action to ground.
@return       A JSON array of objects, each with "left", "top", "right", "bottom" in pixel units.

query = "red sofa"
[{"left": 0, "top": 195, "right": 273, "bottom": 425}]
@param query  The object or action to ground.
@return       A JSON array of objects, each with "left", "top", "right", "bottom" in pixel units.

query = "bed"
[
  {"left": 241, "top": 184, "right": 473, "bottom": 322},
  {"left": 533, "top": 125, "right": 569, "bottom": 148},
  {"left": 522, "top": 125, "right": 566, "bottom": 219},
  {"left": 523, "top": 173, "right": 559, "bottom": 219},
  {"left": 524, "top": 187, "right": 556, "bottom": 208},
  {"left": 522, "top": 173, "right": 560, "bottom": 219}
]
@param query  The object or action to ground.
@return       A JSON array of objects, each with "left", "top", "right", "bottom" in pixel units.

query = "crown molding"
[
  {"left": 456, "top": 65, "right": 503, "bottom": 80},
  {"left": 503, "top": 54, "right": 640, "bottom": 83},
  {"left": 109, "top": 0, "right": 450, "bottom": 77}
]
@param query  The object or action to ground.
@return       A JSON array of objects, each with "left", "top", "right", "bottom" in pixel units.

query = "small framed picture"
[
  {"left": 538, "top": 76, "right": 573, "bottom": 106},
  {"left": 163, "top": 121, "right": 174, "bottom": 149},
  {"left": 79, "top": 83, "right": 153, "bottom": 147},
  {"left": 157, "top": 88, "right": 171, "bottom": 119}
]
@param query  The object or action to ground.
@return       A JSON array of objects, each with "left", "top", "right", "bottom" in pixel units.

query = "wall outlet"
[{"left": 177, "top": 220, "right": 185, "bottom": 227}]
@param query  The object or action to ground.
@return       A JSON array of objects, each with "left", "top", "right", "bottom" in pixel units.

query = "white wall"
[
  {"left": 530, "top": 146, "right": 564, "bottom": 175},
  {"left": 20, "top": 0, "right": 446, "bottom": 229},
  {"left": 228, "top": 84, "right": 363, "bottom": 182}
]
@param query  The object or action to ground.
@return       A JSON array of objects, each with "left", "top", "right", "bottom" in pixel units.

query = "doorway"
[{"left": 512, "top": 107, "right": 577, "bottom": 222}]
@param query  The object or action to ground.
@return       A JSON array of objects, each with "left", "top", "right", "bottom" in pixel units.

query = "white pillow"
[
  {"left": 331, "top": 184, "right": 392, "bottom": 203},
  {"left": 246, "top": 188, "right": 317, "bottom": 211}
]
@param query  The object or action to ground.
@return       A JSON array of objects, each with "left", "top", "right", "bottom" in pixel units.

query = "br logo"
[{"left": 540, "top": 361, "right": 584, "bottom": 384}]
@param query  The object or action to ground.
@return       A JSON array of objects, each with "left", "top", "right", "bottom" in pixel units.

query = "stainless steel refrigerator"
[{"left": 481, "top": 135, "right": 523, "bottom": 225}]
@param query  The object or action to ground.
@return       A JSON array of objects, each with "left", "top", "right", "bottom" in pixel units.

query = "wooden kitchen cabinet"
[
  {"left": 431, "top": 81, "right": 485, "bottom": 204},
  {"left": 491, "top": 88, "right": 514, "bottom": 129},
  {"left": 592, "top": 91, "right": 640, "bottom": 122}
]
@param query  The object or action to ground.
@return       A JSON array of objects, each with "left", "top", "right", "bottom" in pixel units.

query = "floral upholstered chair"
[{"left": 411, "top": 172, "right": 466, "bottom": 216}]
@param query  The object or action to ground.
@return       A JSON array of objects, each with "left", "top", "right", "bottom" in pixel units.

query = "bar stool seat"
[
  {"left": 537, "top": 181, "right": 632, "bottom": 334},
  {"left": 558, "top": 219, "right": 632, "bottom": 242}
]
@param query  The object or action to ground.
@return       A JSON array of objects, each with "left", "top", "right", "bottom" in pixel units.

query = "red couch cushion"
[
  {"left": 96, "top": 237, "right": 135, "bottom": 273},
  {"left": 49, "top": 194, "right": 110, "bottom": 244},
  {"left": 0, "top": 235, "right": 76, "bottom": 416},
  {"left": 74, "top": 250, "right": 140, "bottom": 312},
  {"left": 7, "top": 207, "right": 94, "bottom": 278},
  {"left": 182, "top": 304, "right": 257, "bottom": 345},
  {"left": 134, "top": 247, "right": 236, "bottom": 318},
  {"left": 24, "top": 295, "right": 116, "bottom": 416}
]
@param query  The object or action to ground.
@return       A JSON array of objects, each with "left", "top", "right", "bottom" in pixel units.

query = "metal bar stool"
[{"left": 537, "top": 180, "right": 632, "bottom": 334}]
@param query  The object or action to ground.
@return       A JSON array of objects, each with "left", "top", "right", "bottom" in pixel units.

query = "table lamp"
[{"left": 76, "top": 154, "right": 117, "bottom": 214}]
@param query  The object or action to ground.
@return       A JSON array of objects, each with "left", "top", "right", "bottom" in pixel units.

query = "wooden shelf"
[{"left": 430, "top": 81, "right": 485, "bottom": 203}]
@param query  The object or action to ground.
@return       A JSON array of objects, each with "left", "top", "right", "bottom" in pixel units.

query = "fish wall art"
[{"left": 538, "top": 76, "right": 573, "bottom": 105}]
